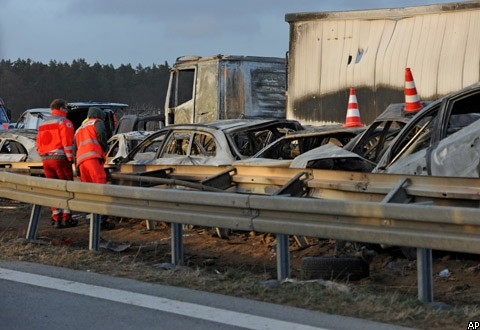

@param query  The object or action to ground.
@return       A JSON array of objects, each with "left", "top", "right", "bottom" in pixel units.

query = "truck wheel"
[{"left": 301, "top": 256, "right": 369, "bottom": 281}]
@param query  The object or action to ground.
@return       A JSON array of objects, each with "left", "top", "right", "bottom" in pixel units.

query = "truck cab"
[{"left": 165, "top": 55, "right": 287, "bottom": 125}]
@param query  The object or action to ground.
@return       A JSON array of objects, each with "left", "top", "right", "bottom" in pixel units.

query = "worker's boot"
[
  {"left": 54, "top": 220, "right": 65, "bottom": 229},
  {"left": 64, "top": 218, "right": 78, "bottom": 228}
]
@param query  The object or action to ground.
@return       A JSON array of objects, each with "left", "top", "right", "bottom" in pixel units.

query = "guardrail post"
[
  {"left": 171, "top": 223, "right": 184, "bottom": 265},
  {"left": 417, "top": 248, "right": 433, "bottom": 303},
  {"left": 146, "top": 220, "right": 156, "bottom": 230},
  {"left": 89, "top": 214, "right": 101, "bottom": 251},
  {"left": 276, "top": 234, "right": 290, "bottom": 280},
  {"left": 26, "top": 204, "right": 42, "bottom": 240}
]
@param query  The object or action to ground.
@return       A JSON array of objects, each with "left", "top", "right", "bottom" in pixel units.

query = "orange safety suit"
[
  {"left": 36, "top": 109, "right": 75, "bottom": 221},
  {"left": 74, "top": 118, "right": 107, "bottom": 184}
]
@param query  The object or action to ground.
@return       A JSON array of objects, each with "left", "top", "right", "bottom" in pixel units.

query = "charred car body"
[
  {"left": 106, "top": 131, "right": 154, "bottom": 164},
  {"left": 115, "top": 119, "right": 303, "bottom": 166},
  {"left": 0, "top": 102, "right": 129, "bottom": 166},
  {"left": 0, "top": 129, "right": 41, "bottom": 163},
  {"left": 234, "top": 125, "right": 365, "bottom": 167},
  {"left": 290, "top": 102, "right": 430, "bottom": 171},
  {"left": 374, "top": 82, "right": 480, "bottom": 177},
  {"left": 302, "top": 82, "right": 480, "bottom": 177}
]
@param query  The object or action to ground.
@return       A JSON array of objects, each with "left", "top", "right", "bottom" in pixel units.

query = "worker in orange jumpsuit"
[
  {"left": 73, "top": 107, "right": 115, "bottom": 230},
  {"left": 36, "top": 99, "right": 77, "bottom": 228}
]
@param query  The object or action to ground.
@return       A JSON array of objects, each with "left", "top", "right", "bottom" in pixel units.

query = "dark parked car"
[{"left": 114, "top": 113, "right": 165, "bottom": 134}]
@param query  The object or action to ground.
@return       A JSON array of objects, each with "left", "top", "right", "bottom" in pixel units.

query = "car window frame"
[{"left": 377, "top": 105, "right": 441, "bottom": 171}]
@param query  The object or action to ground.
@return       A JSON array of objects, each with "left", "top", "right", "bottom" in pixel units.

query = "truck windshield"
[{"left": 169, "top": 69, "right": 195, "bottom": 108}]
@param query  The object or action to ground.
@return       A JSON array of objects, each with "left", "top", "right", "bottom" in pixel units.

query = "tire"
[{"left": 301, "top": 256, "right": 369, "bottom": 281}]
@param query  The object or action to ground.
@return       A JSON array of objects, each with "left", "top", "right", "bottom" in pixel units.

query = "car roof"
[
  {"left": 281, "top": 125, "right": 365, "bottom": 138},
  {"left": 67, "top": 102, "right": 128, "bottom": 115},
  {"left": 68, "top": 102, "right": 128, "bottom": 108},
  {"left": 21, "top": 108, "right": 50, "bottom": 114},
  {"left": 374, "top": 101, "right": 432, "bottom": 123},
  {"left": 164, "top": 118, "right": 301, "bottom": 132},
  {"left": 0, "top": 129, "right": 38, "bottom": 139},
  {"left": 108, "top": 130, "right": 154, "bottom": 142}
]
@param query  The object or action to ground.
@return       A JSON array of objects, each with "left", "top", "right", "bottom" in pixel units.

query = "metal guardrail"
[
  {"left": 1, "top": 169, "right": 480, "bottom": 303},
  {"left": 114, "top": 164, "right": 480, "bottom": 205},
  {"left": 2, "top": 170, "right": 480, "bottom": 252}
]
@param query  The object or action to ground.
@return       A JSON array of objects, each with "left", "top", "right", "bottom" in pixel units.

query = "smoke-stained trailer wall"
[{"left": 285, "top": 1, "right": 480, "bottom": 126}]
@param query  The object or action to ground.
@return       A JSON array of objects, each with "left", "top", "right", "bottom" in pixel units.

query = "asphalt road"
[{"left": 0, "top": 260, "right": 413, "bottom": 330}]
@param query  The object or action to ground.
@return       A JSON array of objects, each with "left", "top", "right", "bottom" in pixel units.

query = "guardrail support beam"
[
  {"left": 276, "top": 234, "right": 290, "bottom": 280},
  {"left": 26, "top": 204, "right": 42, "bottom": 240},
  {"left": 201, "top": 168, "right": 236, "bottom": 190},
  {"left": 171, "top": 223, "right": 184, "bottom": 265},
  {"left": 417, "top": 248, "right": 433, "bottom": 303},
  {"left": 382, "top": 177, "right": 412, "bottom": 204},
  {"left": 89, "top": 214, "right": 101, "bottom": 251},
  {"left": 146, "top": 220, "right": 156, "bottom": 230}
]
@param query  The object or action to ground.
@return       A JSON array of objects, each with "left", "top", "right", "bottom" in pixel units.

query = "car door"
[
  {"left": 427, "top": 89, "right": 480, "bottom": 177},
  {"left": 125, "top": 131, "right": 168, "bottom": 164},
  {"left": 376, "top": 86, "right": 480, "bottom": 176},
  {"left": 156, "top": 130, "right": 230, "bottom": 166},
  {"left": 374, "top": 104, "right": 440, "bottom": 175}
]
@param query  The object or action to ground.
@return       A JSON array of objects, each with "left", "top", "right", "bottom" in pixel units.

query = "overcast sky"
[{"left": 0, "top": 0, "right": 461, "bottom": 68}]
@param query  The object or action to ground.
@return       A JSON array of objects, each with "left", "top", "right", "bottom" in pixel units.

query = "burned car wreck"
[
  {"left": 233, "top": 125, "right": 365, "bottom": 167},
  {"left": 0, "top": 129, "right": 41, "bottom": 163},
  {"left": 299, "top": 83, "right": 480, "bottom": 263},
  {"left": 106, "top": 131, "right": 154, "bottom": 164},
  {"left": 292, "top": 82, "right": 480, "bottom": 177},
  {"left": 373, "top": 82, "right": 480, "bottom": 177},
  {"left": 290, "top": 102, "right": 430, "bottom": 171},
  {"left": 115, "top": 119, "right": 303, "bottom": 166}
]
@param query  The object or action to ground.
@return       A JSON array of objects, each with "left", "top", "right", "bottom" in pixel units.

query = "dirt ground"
[{"left": 1, "top": 197, "right": 480, "bottom": 328}]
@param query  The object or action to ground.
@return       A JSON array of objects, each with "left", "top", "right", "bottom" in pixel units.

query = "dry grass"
[{"left": 0, "top": 233, "right": 478, "bottom": 330}]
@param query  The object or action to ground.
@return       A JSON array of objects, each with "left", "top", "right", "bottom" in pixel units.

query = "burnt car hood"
[
  {"left": 0, "top": 129, "right": 41, "bottom": 162},
  {"left": 289, "top": 143, "right": 376, "bottom": 171},
  {"left": 232, "top": 158, "right": 292, "bottom": 167},
  {"left": 130, "top": 155, "right": 234, "bottom": 167}
]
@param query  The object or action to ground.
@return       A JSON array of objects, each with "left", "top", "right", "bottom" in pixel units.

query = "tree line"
[{"left": 0, "top": 59, "right": 171, "bottom": 121}]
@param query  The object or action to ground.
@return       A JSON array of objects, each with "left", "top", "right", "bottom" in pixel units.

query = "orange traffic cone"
[
  {"left": 404, "top": 68, "right": 422, "bottom": 112},
  {"left": 343, "top": 88, "right": 364, "bottom": 127}
]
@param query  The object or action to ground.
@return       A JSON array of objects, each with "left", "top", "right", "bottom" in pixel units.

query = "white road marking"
[{"left": 0, "top": 268, "right": 327, "bottom": 330}]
